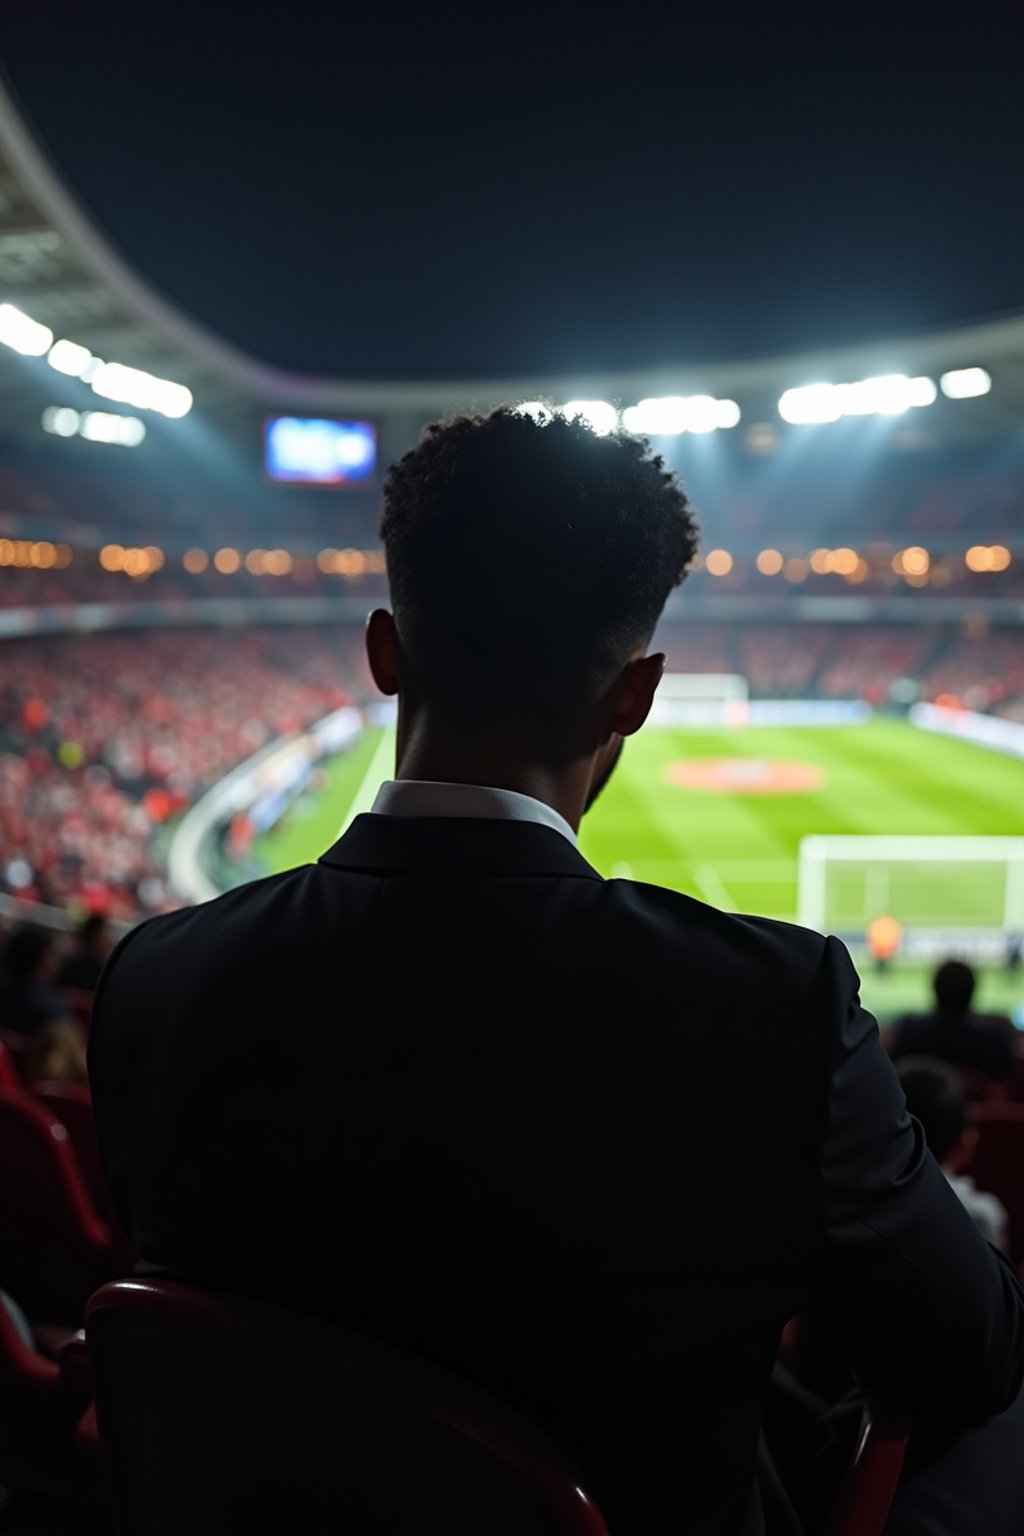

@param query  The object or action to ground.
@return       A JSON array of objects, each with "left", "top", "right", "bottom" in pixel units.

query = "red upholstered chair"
[
  {"left": 0, "top": 1090, "right": 131, "bottom": 1325},
  {"left": 87, "top": 1279, "right": 610, "bottom": 1536},
  {"left": 0, "top": 1293, "right": 103, "bottom": 1502},
  {"left": 87, "top": 1280, "right": 910, "bottom": 1536},
  {"left": 0, "top": 1027, "right": 27, "bottom": 1083},
  {"left": 968, "top": 1102, "right": 1024, "bottom": 1267},
  {"left": 824, "top": 1398, "right": 911, "bottom": 1536},
  {"left": 0, "top": 1037, "right": 20, "bottom": 1090},
  {"left": 32, "top": 1081, "right": 110, "bottom": 1223}
]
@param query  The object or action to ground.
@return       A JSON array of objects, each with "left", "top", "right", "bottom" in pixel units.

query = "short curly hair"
[{"left": 380, "top": 407, "right": 699, "bottom": 729}]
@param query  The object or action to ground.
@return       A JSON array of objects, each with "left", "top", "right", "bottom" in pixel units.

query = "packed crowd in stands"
[
  {"left": 2, "top": 619, "right": 1023, "bottom": 924},
  {"left": 0, "top": 628, "right": 368, "bottom": 919}
]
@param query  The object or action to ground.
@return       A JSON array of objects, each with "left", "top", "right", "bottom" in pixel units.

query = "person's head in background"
[
  {"left": 367, "top": 408, "right": 700, "bottom": 828},
  {"left": 25, "top": 1020, "right": 88, "bottom": 1088},
  {"left": 933, "top": 958, "right": 976, "bottom": 1018},
  {"left": 75, "top": 912, "right": 112, "bottom": 960},
  {"left": 6, "top": 924, "right": 57, "bottom": 984},
  {"left": 896, "top": 1056, "right": 975, "bottom": 1172}
]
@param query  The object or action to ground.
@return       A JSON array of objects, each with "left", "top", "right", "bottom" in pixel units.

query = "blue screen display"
[{"left": 264, "top": 417, "right": 377, "bottom": 485}]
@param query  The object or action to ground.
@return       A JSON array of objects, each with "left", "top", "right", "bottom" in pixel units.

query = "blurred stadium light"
[
  {"left": 47, "top": 338, "right": 93, "bottom": 376},
  {"left": 940, "top": 367, "right": 992, "bottom": 399},
  {"left": 779, "top": 374, "right": 937, "bottom": 423},
  {"left": 559, "top": 400, "right": 618, "bottom": 435},
  {"left": 42, "top": 405, "right": 146, "bottom": 446},
  {"left": 90, "top": 361, "right": 193, "bottom": 418},
  {"left": 0, "top": 301, "right": 53, "bottom": 355},
  {"left": 621, "top": 396, "right": 741, "bottom": 435}
]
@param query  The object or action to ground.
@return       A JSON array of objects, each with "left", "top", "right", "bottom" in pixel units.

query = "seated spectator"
[
  {"left": 91, "top": 410, "right": 1024, "bottom": 1536},
  {"left": 24, "top": 1018, "right": 88, "bottom": 1088},
  {"left": 58, "top": 912, "right": 114, "bottom": 995},
  {"left": 896, "top": 1056, "right": 1009, "bottom": 1252},
  {"left": 0, "top": 925, "right": 72, "bottom": 1036},
  {"left": 891, "top": 958, "right": 1016, "bottom": 1081}
]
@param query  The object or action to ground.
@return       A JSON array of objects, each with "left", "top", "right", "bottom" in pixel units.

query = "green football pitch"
[{"left": 255, "top": 716, "right": 1024, "bottom": 1023}]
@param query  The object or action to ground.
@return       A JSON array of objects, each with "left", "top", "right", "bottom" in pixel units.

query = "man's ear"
[
  {"left": 608, "top": 652, "right": 666, "bottom": 738},
  {"left": 365, "top": 609, "right": 400, "bottom": 697}
]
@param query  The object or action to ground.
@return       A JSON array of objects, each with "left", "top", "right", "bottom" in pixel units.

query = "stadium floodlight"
[
  {"left": 41, "top": 406, "right": 81, "bottom": 437},
  {"left": 908, "top": 376, "right": 938, "bottom": 407},
  {"left": 559, "top": 400, "right": 618, "bottom": 436},
  {"left": 90, "top": 360, "right": 193, "bottom": 418},
  {"left": 621, "top": 395, "right": 742, "bottom": 435},
  {"left": 835, "top": 374, "right": 919, "bottom": 416},
  {"left": 940, "top": 366, "right": 992, "bottom": 399},
  {"left": 48, "top": 339, "right": 94, "bottom": 377},
  {"left": 79, "top": 411, "right": 146, "bottom": 447},
  {"left": 622, "top": 397, "right": 689, "bottom": 435},
  {"left": 514, "top": 400, "right": 553, "bottom": 423},
  {"left": 0, "top": 303, "right": 53, "bottom": 357},
  {"left": 778, "top": 384, "right": 841, "bottom": 424}
]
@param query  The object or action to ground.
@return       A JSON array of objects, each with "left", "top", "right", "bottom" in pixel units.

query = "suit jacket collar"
[{"left": 318, "top": 814, "right": 604, "bottom": 881}]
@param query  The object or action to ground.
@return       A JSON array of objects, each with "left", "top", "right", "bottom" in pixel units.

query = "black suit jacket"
[{"left": 90, "top": 816, "right": 1024, "bottom": 1535}]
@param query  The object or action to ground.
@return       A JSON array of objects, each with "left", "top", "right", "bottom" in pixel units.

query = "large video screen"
[{"left": 264, "top": 417, "right": 377, "bottom": 485}]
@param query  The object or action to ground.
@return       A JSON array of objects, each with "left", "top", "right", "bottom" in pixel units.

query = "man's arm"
[{"left": 812, "top": 935, "right": 1024, "bottom": 1422}]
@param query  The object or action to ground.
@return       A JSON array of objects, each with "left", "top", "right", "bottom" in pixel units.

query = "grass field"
[{"left": 256, "top": 717, "right": 1024, "bottom": 1023}]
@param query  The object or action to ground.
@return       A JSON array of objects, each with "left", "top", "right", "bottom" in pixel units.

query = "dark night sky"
[{"left": 1, "top": 2, "right": 1022, "bottom": 382}]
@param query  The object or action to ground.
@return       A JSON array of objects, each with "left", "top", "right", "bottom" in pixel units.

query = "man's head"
[
  {"left": 895, "top": 1056, "right": 974, "bottom": 1171},
  {"left": 933, "top": 958, "right": 976, "bottom": 1016},
  {"left": 369, "top": 407, "right": 698, "bottom": 793}
]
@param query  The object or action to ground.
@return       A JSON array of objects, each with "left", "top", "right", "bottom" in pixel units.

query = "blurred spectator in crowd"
[
  {"left": 24, "top": 1017, "right": 88, "bottom": 1088},
  {"left": 0, "top": 925, "right": 69, "bottom": 1036},
  {"left": 896, "top": 1056, "right": 1009, "bottom": 1252},
  {"left": 57, "top": 912, "right": 114, "bottom": 994},
  {"left": 891, "top": 959, "right": 1016, "bottom": 1082}
]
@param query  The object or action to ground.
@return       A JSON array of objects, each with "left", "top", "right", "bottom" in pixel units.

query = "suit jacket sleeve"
[{"left": 813, "top": 935, "right": 1024, "bottom": 1422}]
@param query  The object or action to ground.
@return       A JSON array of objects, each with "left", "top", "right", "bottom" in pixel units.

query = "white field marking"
[
  {"left": 625, "top": 859, "right": 793, "bottom": 883},
  {"left": 610, "top": 861, "right": 635, "bottom": 879},
  {"left": 337, "top": 728, "right": 396, "bottom": 836},
  {"left": 692, "top": 863, "right": 739, "bottom": 911}
]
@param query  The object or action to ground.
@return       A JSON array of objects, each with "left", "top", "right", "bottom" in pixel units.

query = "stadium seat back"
[
  {"left": 0, "top": 1037, "right": 20, "bottom": 1091},
  {"left": 87, "top": 1279, "right": 610, "bottom": 1536},
  {"left": 32, "top": 1081, "right": 109, "bottom": 1222},
  {"left": 0, "top": 1089, "right": 119, "bottom": 1324},
  {"left": 968, "top": 1102, "right": 1024, "bottom": 1267}
]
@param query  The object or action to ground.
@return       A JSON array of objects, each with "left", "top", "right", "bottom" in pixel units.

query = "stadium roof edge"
[{"left": 3, "top": 75, "right": 1024, "bottom": 416}]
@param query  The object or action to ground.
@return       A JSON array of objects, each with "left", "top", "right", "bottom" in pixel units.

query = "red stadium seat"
[
  {"left": 968, "top": 1102, "right": 1024, "bottom": 1267},
  {"left": 0, "top": 1027, "right": 27, "bottom": 1083},
  {"left": 824, "top": 1399, "right": 910, "bottom": 1536},
  {"left": 0, "top": 1291, "right": 102, "bottom": 1502},
  {"left": 87, "top": 1280, "right": 909, "bottom": 1536},
  {"left": 87, "top": 1279, "right": 612, "bottom": 1536},
  {"left": 0, "top": 1090, "right": 131, "bottom": 1325},
  {"left": 32, "top": 1081, "right": 110, "bottom": 1222},
  {"left": 0, "top": 1037, "right": 20, "bottom": 1091}
]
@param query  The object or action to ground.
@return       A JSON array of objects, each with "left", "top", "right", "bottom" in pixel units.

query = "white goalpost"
[{"left": 797, "top": 835, "right": 1024, "bottom": 940}]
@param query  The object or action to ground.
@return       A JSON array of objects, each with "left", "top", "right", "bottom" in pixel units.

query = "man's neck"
[{"left": 395, "top": 723, "right": 590, "bottom": 833}]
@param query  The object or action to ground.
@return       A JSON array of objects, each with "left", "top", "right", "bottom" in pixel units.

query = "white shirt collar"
[{"left": 369, "top": 779, "right": 578, "bottom": 848}]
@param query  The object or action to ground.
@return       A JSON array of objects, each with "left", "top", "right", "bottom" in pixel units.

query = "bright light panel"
[
  {"left": 41, "top": 406, "right": 81, "bottom": 437},
  {"left": 940, "top": 367, "right": 991, "bottom": 399},
  {"left": 90, "top": 361, "right": 193, "bottom": 418},
  {"left": 48, "top": 339, "right": 94, "bottom": 377},
  {"left": 621, "top": 395, "right": 741, "bottom": 435},
  {"left": 780, "top": 374, "right": 937, "bottom": 423},
  {"left": 0, "top": 303, "right": 53, "bottom": 356},
  {"left": 79, "top": 411, "right": 146, "bottom": 447},
  {"left": 560, "top": 400, "right": 618, "bottom": 436}
]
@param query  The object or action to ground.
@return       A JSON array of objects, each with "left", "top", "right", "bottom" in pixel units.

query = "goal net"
[
  {"left": 648, "top": 673, "right": 749, "bottom": 728},
  {"left": 797, "top": 836, "right": 1024, "bottom": 942}
]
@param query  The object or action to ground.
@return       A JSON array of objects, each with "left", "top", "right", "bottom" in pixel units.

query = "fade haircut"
[{"left": 379, "top": 408, "right": 699, "bottom": 733}]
